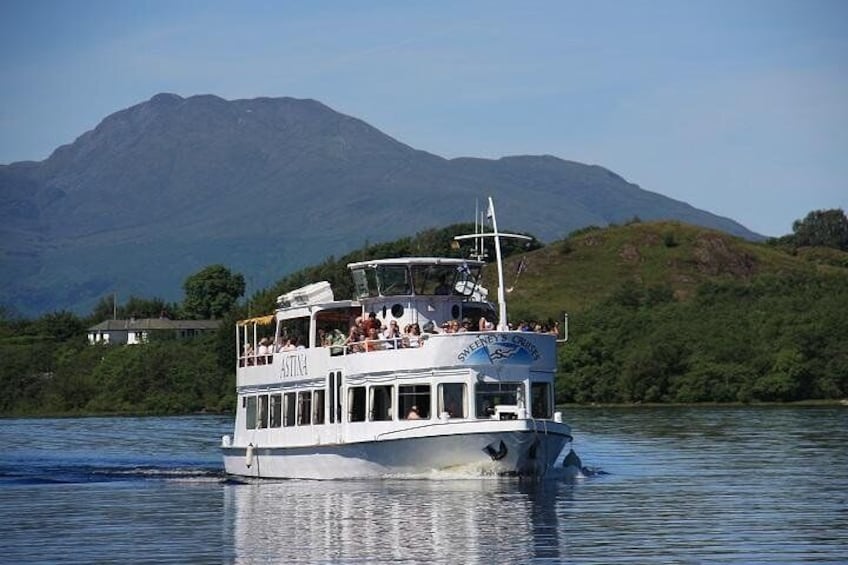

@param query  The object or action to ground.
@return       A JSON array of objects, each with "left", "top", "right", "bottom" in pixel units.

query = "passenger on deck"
[
  {"left": 345, "top": 324, "right": 364, "bottom": 353},
  {"left": 405, "top": 323, "right": 422, "bottom": 348},
  {"left": 479, "top": 315, "right": 494, "bottom": 331},
  {"left": 243, "top": 342, "right": 254, "bottom": 365},
  {"left": 382, "top": 320, "right": 402, "bottom": 348},
  {"left": 364, "top": 311, "right": 378, "bottom": 333},
  {"left": 364, "top": 327, "right": 383, "bottom": 352},
  {"left": 257, "top": 338, "right": 271, "bottom": 364}
]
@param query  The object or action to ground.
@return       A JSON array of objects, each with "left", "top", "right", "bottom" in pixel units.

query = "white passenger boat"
[{"left": 221, "top": 198, "right": 572, "bottom": 479}]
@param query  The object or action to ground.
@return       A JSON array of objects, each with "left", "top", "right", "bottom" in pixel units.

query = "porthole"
[
  {"left": 451, "top": 305, "right": 460, "bottom": 319},
  {"left": 391, "top": 304, "right": 404, "bottom": 318}
]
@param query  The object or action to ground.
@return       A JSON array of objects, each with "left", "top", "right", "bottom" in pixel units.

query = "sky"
[{"left": 1, "top": 0, "right": 846, "bottom": 237}]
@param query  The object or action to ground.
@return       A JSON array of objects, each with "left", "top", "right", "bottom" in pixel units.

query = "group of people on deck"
[
  {"left": 342, "top": 312, "right": 425, "bottom": 352},
  {"left": 242, "top": 313, "right": 561, "bottom": 360},
  {"left": 341, "top": 312, "right": 505, "bottom": 353}
]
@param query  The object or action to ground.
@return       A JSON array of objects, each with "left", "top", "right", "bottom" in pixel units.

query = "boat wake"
[{"left": 0, "top": 461, "right": 225, "bottom": 486}]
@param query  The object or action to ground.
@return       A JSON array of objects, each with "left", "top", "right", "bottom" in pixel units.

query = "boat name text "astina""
[{"left": 279, "top": 353, "right": 309, "bottom": 379}]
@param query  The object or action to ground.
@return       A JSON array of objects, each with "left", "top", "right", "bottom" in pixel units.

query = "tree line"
[{"left": 1, "top": 211, "right": 846, "bottom": 416}]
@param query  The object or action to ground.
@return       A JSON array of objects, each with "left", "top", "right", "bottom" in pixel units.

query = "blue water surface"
[{"left": 1, "top": 408, "right": 846, "bottom": 563}]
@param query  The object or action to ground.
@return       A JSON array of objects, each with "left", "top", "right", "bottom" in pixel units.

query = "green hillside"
[
  {"left": 2, "top": 219, "right": 846, "bottom": 417},
  {"left": 497, "top": 220, "right": 830, "bottom": 319},
  {"left": 491, "top": 221, "right": 848, "bottom": 404}
]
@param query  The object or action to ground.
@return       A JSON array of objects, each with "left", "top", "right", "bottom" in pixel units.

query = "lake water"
[{"left": 1, "top": 407, "right": 846, "bottom": 563}]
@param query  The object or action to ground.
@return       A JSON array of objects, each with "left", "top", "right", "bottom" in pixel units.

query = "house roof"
[{"left": 88, "top": 318, "right": 221, "bottom": 332}]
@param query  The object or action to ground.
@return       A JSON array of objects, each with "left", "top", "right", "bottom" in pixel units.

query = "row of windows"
[{"left": 244, "top": 380, "right": 553, "bottom": 430}]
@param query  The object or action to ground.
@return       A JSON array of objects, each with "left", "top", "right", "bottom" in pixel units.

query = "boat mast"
[{"left": 455, "top": 196, "right": 531, "bottom": 331}]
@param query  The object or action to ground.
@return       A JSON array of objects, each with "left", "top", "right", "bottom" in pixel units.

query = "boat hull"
[{"left": 222, "top": 424, "right": 571, "bottom": 480}]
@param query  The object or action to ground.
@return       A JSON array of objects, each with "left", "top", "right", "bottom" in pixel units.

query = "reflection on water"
[
  {"left": 1, "top": 408, "right": 847, "bottom": 563},
  {"left": 225, "top": 478, "right": 570, "bottom": 563}
]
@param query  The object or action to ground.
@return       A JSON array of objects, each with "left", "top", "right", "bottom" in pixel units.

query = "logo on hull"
[{"left": 457, "top": 333, "right": 540, "bottom": 364}]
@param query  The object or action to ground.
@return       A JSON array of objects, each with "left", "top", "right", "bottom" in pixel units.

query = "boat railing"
[
  {"left": 238, "top": 327, "right": 563, "bottom": 366},
  {"left": 239, "top": 353, "right": 274, "bottom": 367}
]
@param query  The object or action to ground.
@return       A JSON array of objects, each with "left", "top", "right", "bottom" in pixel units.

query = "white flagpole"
[
  {"left": 454, "top": 196, "right": 530, "bottom": 331},
  {"left": 487, "top": 197, "right": 509, "bottom": 330}
]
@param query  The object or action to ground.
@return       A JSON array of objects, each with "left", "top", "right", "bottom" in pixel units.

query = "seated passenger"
[{"left": 407, "top": 405, "right": 421, "bottom": 420}]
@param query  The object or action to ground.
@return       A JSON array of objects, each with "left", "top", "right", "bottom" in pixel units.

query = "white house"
[{"left": 87, "top": 318, "right": 221, "bottom": 345}]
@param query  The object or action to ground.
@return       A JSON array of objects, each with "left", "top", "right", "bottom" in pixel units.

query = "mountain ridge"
[{"left": 1, "top": 93, "right": 763, "bottom": 316}]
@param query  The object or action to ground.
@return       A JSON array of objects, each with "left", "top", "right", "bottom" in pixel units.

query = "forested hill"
[
  {"left": 1, "top": 218, "right": 846, "bottom": 417},
  {"left": 1, "top": 92, "right": 761, "bottom": 317},
  {"left": 495, "top": 220, "right": 848, "bottom": 404}
]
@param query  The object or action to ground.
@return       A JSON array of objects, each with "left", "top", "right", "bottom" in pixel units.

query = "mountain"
[{"left": 0, "top": 93, "right": 763, "bottom": 317}]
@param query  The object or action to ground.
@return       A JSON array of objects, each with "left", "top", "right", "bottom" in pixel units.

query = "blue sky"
[{"left": 1, "top": 0, "right": 845, "bottom": 237}]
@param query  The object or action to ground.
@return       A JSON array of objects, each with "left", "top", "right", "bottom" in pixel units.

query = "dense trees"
[
  {"left": 770, "top": 208, "right": 848, "bottom": 252},
  {"left": 2, "top": 215, "right": 847, "bottom": 417},
  {"left": 182, "top": 264, "right": 245, "bottom": 319},
  {"left": 557, "top": 273, "right": 848, "bottom": 404},
  {"left": 791, "top": 209, "right": 848, "bottom": 250}
]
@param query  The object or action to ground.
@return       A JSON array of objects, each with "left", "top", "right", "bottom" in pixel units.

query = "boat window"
[
  {"left": 257, "top": 394, "right": 269, "bottom": 429},
  {"left": 317, "top": 309, "right": 359, "bottom": 353},
  {"left": 475, "top": 382, "right": 522, "bottom": 418},
  {"left": 530, "top": 382, "right": 552, "bottom": 418},
  {"left": 411, "top": 265, "right": 456, "bottom": 296},
  {"left": 410, "top": 263, "right": 481, "bottom": 296},
  {"left": 399, "top": 384, "right": 431, "bottom": 419},
  {"left": 351, "top": 269, "right": 378, "bottom": 299},
  {"left": 297, "top": 391, "right": 312, "bottom": 426},
  {"left": 348, "top": 386, "right": 367, "bottom": 422},
  {"left": 245, "top": 396, "right": 257, "bottom": 429},
  {"left": 276, "top": 316, "right": 311, "bottom": 349},
  {"left": 377, "top": 266, "right": 410, "bottom": 296},
  {"left": 270, "top": 394, "right": 282, "bottom": 428},
  {"left": 460, "top": 305, "right": 495, "bottom": 328},
  {"left": 313, "top": 389, "right": 325, "bottom": 425},
  {"left": 284, "top": 392, "right": 296, "bottom": 427},
  {"left": 370, "top": 385, "right": 393, "bottom": 421},
  {"left": 438, "top": 383, "right": 466, "bottom": 418},
  {"left": 328, "top": 373, "right": 336, "bottom": 423}
]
